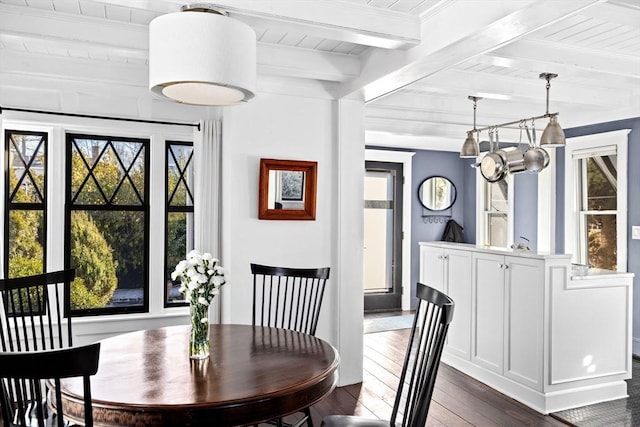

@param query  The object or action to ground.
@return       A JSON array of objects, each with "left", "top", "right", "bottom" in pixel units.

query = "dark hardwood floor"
[{"left": 305, "top": 328, "right": 569, "bottom": 427}]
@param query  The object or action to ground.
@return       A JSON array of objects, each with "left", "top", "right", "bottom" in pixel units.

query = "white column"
[{"left": 335, "top": 98, "right": 365, "bottom": 386}]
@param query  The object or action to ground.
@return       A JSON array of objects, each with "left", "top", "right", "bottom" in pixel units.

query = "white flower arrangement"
[
  {"left": 171, "top": 250, "right": 225, "bottom": 359},
  {"left": 171, "top": 250, "right": 226, "bottom": 306}
]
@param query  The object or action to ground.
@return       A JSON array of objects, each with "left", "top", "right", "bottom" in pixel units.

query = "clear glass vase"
[{"left": 189, "top": 301, "right": 210, "bottom": 359}]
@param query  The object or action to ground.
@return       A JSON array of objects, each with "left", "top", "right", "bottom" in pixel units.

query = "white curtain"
[{"left": 193, "top": 119, "right": 222, "bottom": 321}]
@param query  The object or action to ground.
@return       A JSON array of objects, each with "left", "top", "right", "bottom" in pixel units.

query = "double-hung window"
[
  {"left": 565, "top": 130, "right": 628, "bottom": 270},
  {"left": 478, "top": 175, "right": 513, "bottom": 248}
]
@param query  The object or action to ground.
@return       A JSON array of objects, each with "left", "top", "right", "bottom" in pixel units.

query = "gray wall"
[
  {"left": 463, "top": 158, "right": 477, "bottom": 244},
  {"left": 410, "top": 150, "right": 468, "bottom": 304}
]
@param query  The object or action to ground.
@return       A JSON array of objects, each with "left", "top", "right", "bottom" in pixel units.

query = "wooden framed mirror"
[{"left": 259, "top": 158, "right": 317, "bottom": 220}]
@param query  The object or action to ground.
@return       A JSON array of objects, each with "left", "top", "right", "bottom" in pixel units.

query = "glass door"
[{"left": 363, "top": 161, "right": 402, "bottom": 312}]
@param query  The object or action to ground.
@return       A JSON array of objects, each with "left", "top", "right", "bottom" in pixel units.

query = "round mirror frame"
[{"left": 417, "top": 176, "right": 457, "bottom": 211}]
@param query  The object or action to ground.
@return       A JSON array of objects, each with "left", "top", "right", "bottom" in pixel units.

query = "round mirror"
[{"left": 418, "top": 176, "right": 457, "bottom": 211}]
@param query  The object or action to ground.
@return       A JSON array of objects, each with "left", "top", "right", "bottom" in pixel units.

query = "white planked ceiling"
[{"left": 0, "top": 0, "right": 638, "bottom": 151}]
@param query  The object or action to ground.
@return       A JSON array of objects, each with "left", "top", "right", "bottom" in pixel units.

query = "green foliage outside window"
[
  {"left": 7, "top": 136, "right": 45, "bottom": 279},
  {"left": 70, "top": 146, "right": 145, "bottom": 282},
  {"left": 7, "top": 170, "right": 119, "bottom": 309},
  {"left": 8, "top": 210, "right": 44, "bottom": 278},
  {"left": 167, "top": 212, "right": 188, "bottom": 282},
  {"left": 69, "top": 211, "right": 118, "bottom": 309}
]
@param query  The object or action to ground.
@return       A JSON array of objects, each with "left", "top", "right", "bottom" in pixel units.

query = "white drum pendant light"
[{"left": 149, "top": 5, "right": 256, "bottom": 106}]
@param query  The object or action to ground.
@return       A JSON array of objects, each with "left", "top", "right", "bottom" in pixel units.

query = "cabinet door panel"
[
  {"left": 446, "top": 249, "right": 472, "bottom": 360},
  {"left": 504, "top": 257, "right": 544, "bottom": 389},
  {"left": 420, "top": 246, "right": 445, "bottom": 292},
  {"left": 472, "top": 253, "right": 504, "bottom": 373}
]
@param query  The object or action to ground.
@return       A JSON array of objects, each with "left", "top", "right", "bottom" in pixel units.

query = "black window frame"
[
  {"left": 4, "top": 129, "right": 48, "bottom": 278},
  {"left": 164, "top": 140, "right": 194, "bottom": 308},
  {"left": 64, "top": 133, "right": 150, "bottom": 316}
]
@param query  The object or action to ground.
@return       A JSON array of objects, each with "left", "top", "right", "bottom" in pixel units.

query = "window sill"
[{"left": 71, "top": 308, "right": 190, "bottom": 344}]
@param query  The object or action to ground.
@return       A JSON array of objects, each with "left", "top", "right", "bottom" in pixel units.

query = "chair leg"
[
  {"left": 262, "top": 418, "right": 284, "bottom": 427},
  {"left": 260, "top": 410, "right": 312, "bottom": 427},
  {"left": 304, "top": 407, "right": 313, "bottom": 427},
  {"left": 289, "top": 407, "right": 312, "bottom": 427}
]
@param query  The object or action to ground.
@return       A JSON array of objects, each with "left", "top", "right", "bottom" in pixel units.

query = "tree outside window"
[{"left": 579, "top": 155, "right": 618, "bottom": 270}]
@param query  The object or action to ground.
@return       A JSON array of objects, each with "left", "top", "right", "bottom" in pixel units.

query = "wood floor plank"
[
  {"left": 435, "top": 365, "right": 566, "bottom": 426},
  {"left": 304, "top": 327, "right": 569, "bottom": 427},
  {"left": 426, "top": 401, "right": 474, "bottom": 427}
]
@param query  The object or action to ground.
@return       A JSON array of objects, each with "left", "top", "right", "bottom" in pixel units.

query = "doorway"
[{"left": 363, "top": 161, "right": 403, "bottom": 312}]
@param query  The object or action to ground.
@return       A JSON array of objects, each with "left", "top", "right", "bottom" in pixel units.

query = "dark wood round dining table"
[{"left": 53, "top": 324, "right": 339, "bottom": 426}]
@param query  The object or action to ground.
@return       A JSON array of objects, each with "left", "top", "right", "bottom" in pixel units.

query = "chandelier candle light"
[{"left": 172, "top": 250, "right": 226, "bottom": 359}]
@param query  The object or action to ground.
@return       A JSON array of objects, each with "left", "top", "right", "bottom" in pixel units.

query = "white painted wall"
[
  {"left": 1, "top": 57, "right": 366, "bottom": 384},
  {"left": 220, "top": 92, "right": 335, "bottom": 328},
  {"left": 219, "top": 91, "right": 364, "bottom": 385}
]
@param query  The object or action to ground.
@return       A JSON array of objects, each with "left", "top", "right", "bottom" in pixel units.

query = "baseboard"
[{"left": 442, "top": 353, "right": 628, "bottom": 414}]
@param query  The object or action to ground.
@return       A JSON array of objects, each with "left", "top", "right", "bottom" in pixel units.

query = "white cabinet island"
[{"left": 420, "top": 241, "right": 633, "bottom": 414}]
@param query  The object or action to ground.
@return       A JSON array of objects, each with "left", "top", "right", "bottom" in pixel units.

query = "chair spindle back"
[
  {"left": 251, "top": 264, "right": 330, "bottom": 336},
  {"left": 0, "top": 343, "right": 100, "bottom": 427},
  {"left": 0, "top": 269, "right": 75, "bottom": 425},
  {"left": 391, "top": 282, "right": 454, "bottom": 427}
]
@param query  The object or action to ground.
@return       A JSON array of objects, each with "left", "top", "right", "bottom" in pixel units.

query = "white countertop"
[{"left": 419, "top": 241, "right": 572, "bottom": 260}]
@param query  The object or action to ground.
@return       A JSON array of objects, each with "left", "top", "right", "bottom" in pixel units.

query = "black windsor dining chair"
[
  {"left": 0, "top": 269, "right": 76, "bottom": 426},
  {"left": 321, "top": 282, "right": 454, "bottom": 427},
  {"left": 0, "top": 343, "right": 101, "bottom": 427},
  {"left": 251, "top": 263, "right": 331, "bottom": 427}
]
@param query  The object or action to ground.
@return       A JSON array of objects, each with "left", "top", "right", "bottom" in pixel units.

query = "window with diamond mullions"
[
  {"left": 65, "top": 133, "right": 149, "bottom": 315},
  {"left": 4, "top": 130, "right": 47, "bottom": 280},
  {"left": 165, "top": 141, "right": 194, "bottom": 307}
]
